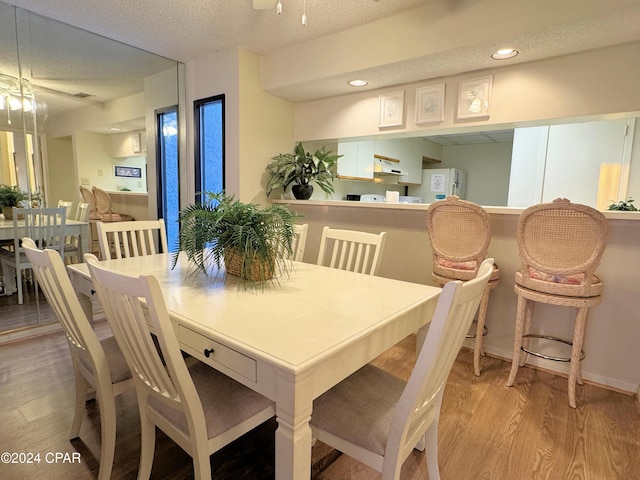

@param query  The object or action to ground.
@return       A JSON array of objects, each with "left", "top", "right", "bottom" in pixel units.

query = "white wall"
[
  {"left": 43, "top": 135, "right": 75, "bottom": 207},
  {"left": 438, "top": 142, "right": 513, "bottom": 206}
]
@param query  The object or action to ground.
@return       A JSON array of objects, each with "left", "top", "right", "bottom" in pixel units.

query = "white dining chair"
[
  {"left": 283, "top": 223, "right": 308, "bottom": 262},
  {"left": 310, "top": 259, "right": 494, "bottom": 480},
  {"left": 96, "top": 219, "right": 168, "bottom": 260},
  {"left": 57, "top": 199, "right": 74, "bottom": 217},
  {"left": 0, "top": 207, "right": 66, "bottom": 304},
  {"left": 84, "top": 253, "right": 276, "bottom": 480},
  {"left": 316, "top": 226, "right": 387, "bottom": 275},
  {"left": 64, "top": 201, "right": 90, "bottom": 264},
  {"left": 21, "top": 238, "right": 133, "bottom": 480}
]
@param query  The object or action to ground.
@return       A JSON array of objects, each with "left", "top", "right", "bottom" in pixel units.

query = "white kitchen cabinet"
[
  {"left": 374, "top": 138, "right": 424, "bottom": 185},
  {"left": 109, "top": 131, "right": 146, "bottom": 158},
  {"left": 337, "top": 141, "right": 374, "bottom": 180}
]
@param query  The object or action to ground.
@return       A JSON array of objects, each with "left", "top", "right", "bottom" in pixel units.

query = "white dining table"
[
  {"left": 67, "top": 253, "right": 441, "bottom": 480},
  {"left": 0, "top": 217, "right": 90, "bottom": 254}
]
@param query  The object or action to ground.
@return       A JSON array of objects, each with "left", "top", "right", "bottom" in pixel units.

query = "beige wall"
[
  {"left": 187, "top": 47, "right": 295, "bottom": 204},
  {"left": 43, "top": 135, "right": 75, "bottom": 207},
  {"left": 293, "top": 41, "right": 640, "bottom": 143},
  {"left": 238, "top": 49, "right": 294, "bottom": 204}
]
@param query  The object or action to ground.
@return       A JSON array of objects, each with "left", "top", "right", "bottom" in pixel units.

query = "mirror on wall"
[
  {"left": 317, "top": 113, "right": 640, "bottom": 208},
  {"left": 0, "top": 1, "right": 184, "bottom": 334}
]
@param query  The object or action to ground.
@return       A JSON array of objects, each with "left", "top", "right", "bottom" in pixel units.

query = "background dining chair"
[
  {"left": 283, "top": 223, "right": 308, "bottom": 262},
  {"left": 79, "top": 186, "right": 98, "bottom": 218},
  {"left": 85, "top": 254, "right": 276, "bottom": 480},
  {"left": 316, "top": 226, "right": 387, "bottom": 275},
  {"left": 0, "top": 207, "right": 66, "bottom": 304},
  {"left": 96, "top": 219, "right": 168, "bottom": 260},
  {"left": 57, "top": 199, "right": 74, "bottom": 217},
  {"left": 310, "top": 259, "right": 494, "bottom": 480},
  {"left": 64, "top": 201, "right": 90, "bottom": 264},
  {"left": 426, "top": 195, "right": 501, "bottom": 376},
  {"left": 21, "top": 238, "right": 133, "bottom": 480},
  {"left": 505, "top": 198, "right": 608, "bottom": 408}
]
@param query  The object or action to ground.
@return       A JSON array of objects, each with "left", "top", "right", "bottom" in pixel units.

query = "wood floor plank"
[{"left": 1, "top": 325, "right": 638, "bottom": 479}]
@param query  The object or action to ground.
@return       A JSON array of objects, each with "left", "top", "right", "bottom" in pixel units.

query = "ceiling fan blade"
[{"left": 253, "top": 0, "right": 277, "bottom": 10}]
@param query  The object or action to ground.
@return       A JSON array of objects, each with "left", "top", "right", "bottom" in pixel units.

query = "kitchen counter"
[{"left": 273, "top": 198, "right": 640, "bottom": 220}]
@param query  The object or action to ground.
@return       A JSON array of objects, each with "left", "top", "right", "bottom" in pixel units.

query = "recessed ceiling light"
[
  {"left": 109, "top": 127, "right": 122, "bottom": 131},
  {"left": 491, "top": 48, "right": 519, "bottom": 60},
  {"left": 348, "top": 80, "right": 368, "bottom": 87}
]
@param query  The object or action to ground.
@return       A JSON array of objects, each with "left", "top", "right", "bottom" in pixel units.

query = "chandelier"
[{"left": 0, "top": 74, "right": 36, "bottom": 125}]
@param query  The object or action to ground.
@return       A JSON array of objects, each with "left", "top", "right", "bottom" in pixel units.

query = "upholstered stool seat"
[
  {"left": 505, "top": 198, "right": 608, "bottom": 408},
  {"left": 426, "top": 195, "right": 500, "bottom": 376}
]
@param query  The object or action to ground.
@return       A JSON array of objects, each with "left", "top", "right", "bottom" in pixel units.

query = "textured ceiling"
[{"left": 4, "top": 0, "right": 640, "bottom": 106}]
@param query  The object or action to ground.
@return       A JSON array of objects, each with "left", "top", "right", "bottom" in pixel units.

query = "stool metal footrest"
[
  {"left": 521, "top": 334, "right": 585, "bottom": 362},
  {"left": 465, "top": 319, "right": 488, "bottom": 339}
]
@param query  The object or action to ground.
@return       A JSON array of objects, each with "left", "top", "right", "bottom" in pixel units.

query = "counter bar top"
[{"left": 272, "top": 199, "right": 640, "bottom": 220}]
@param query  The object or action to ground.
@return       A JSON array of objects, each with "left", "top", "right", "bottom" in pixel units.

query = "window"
[
  {"left": 194, "top": 95, "right": 224, "bottom": 203},
  {"left": 157, "top": 107, "right": 179, "bottom": 252}
]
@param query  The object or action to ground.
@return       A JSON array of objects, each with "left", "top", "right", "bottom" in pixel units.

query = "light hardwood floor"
[{"left": 0, "top": 322, "right": 638, "bottom": 479}]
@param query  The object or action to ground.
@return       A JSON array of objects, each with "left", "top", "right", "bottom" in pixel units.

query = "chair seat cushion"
[
  {"left": 78, "top": 336, "right": 132, "bottom": 384},
  {"left": 148, "top": 361, "right": 274, "bottom": 439},
  {"left": 436, "top": 258, "right": 477, "bottom": 271},
  {"left": 434, "top": 261, "right": 501, "bottom": 283},
  {"left": 310, "top": 364, "right": 405, "bottom": 456},
  {"left": 516, "top": 270, "right": 603, "bottom": 297}
]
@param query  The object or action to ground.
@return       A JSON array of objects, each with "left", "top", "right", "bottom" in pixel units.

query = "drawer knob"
[{"left": 203, "top": 348, "right": 215, "bottom": 358}]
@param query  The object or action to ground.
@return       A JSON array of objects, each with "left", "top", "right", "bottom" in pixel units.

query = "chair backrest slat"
[
  {"left": 86, "top": 255, "right": 201, "bottom": 411},
  {"left": 383, "top": 259, "right": 494, "bottom": 474},
  {"left": 21, "top": 237, "right": 105, "bottom": 364},
  {"left": 14, "top": 207, "right": 66, "bottom": 257},
  {"left": 317, "top": 226, "right": 387, "bottom": 275},
  {"left": 96, "top": 219, "right": 168, "bottom": 260}
]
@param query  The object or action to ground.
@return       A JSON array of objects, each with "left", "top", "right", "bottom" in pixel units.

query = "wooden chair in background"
[
  {"left": 64, "top": 202, "right": 91, "bottom": 264},
  {"left": 0, "top": 207, "right": 66, "bottom": 304},
  {"left": 316, "top": 226, "right": 387, "bottom": 275},
  {"left": 22, "top": 238, "right": 133, "bottom": 480},
  {"left": 96, "top": 219, "right": 168, "bottom": 260}
]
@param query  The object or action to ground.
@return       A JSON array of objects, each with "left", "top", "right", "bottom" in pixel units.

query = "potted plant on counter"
[
  {"left": 607, "top": 197, "right": 638, "bottom": 211},
  {"left": 266, "top": 142, "right": 341, "bottom": 200},
  {"left": 174, "top": 191, "right": 301, "bottom": 288}
]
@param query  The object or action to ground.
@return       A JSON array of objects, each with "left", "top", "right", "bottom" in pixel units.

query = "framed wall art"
[
  {"left": 457, "top": 75, "right": 493, "bottom": 119},
  {"left": 114, "top": 165, "right": 142, "bottom": 178},
  {"left": 415, "top": 84, "right": 445, "bottom": 124},
  {"left": 378, "top": 91, "right": 405, "bottom": 128}
]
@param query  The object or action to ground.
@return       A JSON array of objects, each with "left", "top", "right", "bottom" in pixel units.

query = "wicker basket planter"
[{"left": 224, "top": 248, "right": 274, "bottom": 282}]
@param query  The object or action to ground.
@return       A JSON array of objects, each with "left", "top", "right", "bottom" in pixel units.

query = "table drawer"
[
  {"left": 178, "top": 325, "right": 257, "bottom": 382},
  {"left": 76, "top": 275, "right": 95, "bottom": 298}
]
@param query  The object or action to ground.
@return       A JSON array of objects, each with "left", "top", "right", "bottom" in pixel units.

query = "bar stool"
[
  {"left": 426, "top": 195, "right": 500, "bottom": 376},
  {"left": 505, "top": 198, "right": 608, "bottom": 408},
  {"left": 92, "top": 187, "right": 134, "bottom": 222}
]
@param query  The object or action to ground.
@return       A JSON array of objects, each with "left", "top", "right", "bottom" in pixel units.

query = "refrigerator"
[{"left": 408, "top": 168, "right": 466, "bottom": 203}]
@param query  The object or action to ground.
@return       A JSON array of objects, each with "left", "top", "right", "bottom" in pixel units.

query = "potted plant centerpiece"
[
  {"left": 266, "top": 142, "right": 341, "bottom": 200},
  {"left": 174, "top": 192, "right": 301, "bottom": 287},
  {"left": 0, "top": 184, "right": 29, "bottom": 219}
]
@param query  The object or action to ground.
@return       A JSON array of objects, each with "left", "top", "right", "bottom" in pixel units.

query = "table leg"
[{"left": 275, "top": 370, "right": 313, "bottom": 480}]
